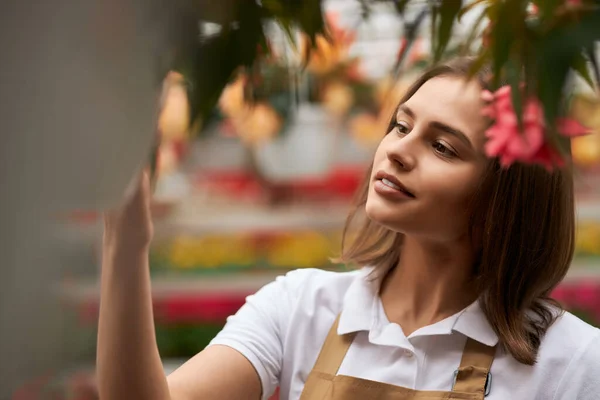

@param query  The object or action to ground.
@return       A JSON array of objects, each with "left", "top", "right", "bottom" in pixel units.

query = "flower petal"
[
  {"left": 481, "top": 104, "right": 497, "bottom": 118},
  {"left": 495, "top": 85, "right": 511, "bottom": 99},
  {"left": 484, "top": 129, "right": 509, "bottom": 157},
  {"left": 557, "top": 118, "right": 591, "bottom": 137},
  {"left": 500, "top": 153, "right": 515, "bottom": 168},
  {"left": 531, "top": 143, "right": 566, "bottom": 171},
  {"left": 481, "top": 90, "right": 495, "bottom": 102}
]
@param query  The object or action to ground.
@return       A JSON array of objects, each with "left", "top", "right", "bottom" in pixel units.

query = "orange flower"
[
  {"left": 349, "top": 113, "right": 387, "bottom": 148},
  {"left": 571, "top": 95, "right": 600, "bottom": 167},
  {"left": 375, "top": 76, "right": 412, "bottom": 110},
  {"left": 322, "top": 81, "right": 354, "bottom": 117},
  {"left": 299, "top": 12, "right": 356, "bottom": 74},
  {"left": 231, "top": 103, "right": 282, "bottom": 145},
  {"left": 219, "top": 74, "right": 247, "bottom": 117},
  {"left": 158, "top": 72, "right": 190, "bottom": 142}
]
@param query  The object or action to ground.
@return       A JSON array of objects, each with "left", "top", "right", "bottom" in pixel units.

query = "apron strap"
[
  {"left": 310, "top": 314, "right": 356, "bottom": 375},
  {"left": 452, "top": 338, "right": 496, "bottom": 395}
]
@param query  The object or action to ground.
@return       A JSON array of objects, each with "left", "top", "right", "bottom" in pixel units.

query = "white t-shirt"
[{"left": 208, "top": 268, "right": 600, "bottom": 400}]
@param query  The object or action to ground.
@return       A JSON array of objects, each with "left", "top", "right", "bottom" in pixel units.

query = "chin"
[{"left": 365, "top": 195, "right": 406, "bottom": 233}]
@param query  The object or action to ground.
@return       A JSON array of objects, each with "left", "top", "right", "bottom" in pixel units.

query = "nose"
[{"left": 386, "top": 132, "right": 417, "bottom": 171}]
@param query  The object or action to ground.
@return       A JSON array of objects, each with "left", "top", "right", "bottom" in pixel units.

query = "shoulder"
[
  {"left": 213, "top": 267, "right": 364, "bottom": 336},
  {"left": 207, "top": 267, "right": 365, "bottom": 399},
  {"left": 541, "top": 310, "right": 599, "bottom": 356},
  {"left": 263, "top": 267, "right": 364, "bottom": 311},
  {"left": 280, "top": 267, "right": 363, "bottom": 295},
  {"left": 262, "top": 267, "right": 363, "bottom": 297},
  {"left": 537, "top": 311, "right": 600, "bottom": 399}
]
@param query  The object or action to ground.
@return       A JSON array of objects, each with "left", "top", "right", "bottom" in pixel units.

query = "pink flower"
[{"left": 482, "top": 85, "right": 590, "bottom": 169}]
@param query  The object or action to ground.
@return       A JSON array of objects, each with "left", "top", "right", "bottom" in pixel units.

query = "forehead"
[{"left": 403, "top": 76, "right": 487, "bottom": 149}]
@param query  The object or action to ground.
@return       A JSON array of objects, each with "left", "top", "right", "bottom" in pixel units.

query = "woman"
[{"left": 97, "top": 58, "right": 600, "bottom": 400}]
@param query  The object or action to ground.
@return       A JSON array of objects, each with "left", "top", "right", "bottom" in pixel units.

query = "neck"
[{"left": 379, "top": 234, "right": 478, "bottom": 336}]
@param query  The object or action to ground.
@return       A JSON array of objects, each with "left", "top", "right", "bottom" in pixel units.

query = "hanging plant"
[{"left": 157, "top": 0, "right": 600, "bottom": 178}]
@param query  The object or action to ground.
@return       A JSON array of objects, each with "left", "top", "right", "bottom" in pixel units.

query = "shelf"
[
  {"left": 54, "top": 201, "right": 352, "bottom": 245},
  {"left": 56, "top": 262, "right": 600, "bottom": 325},
  {"left": 59, "top": 270, "right": 284, "bottom": 303},
  {"left": 60, "top": 262, "right": 600, "bottom": 302},
  {"left": 577, "top": 199, "right": 600, "bottom": 221},
  {"left": 154, "top": 200, "right": 350, "bottom": 236},
  {"left": 562, "top": 262, "right": 600, "bottom": 283},
  {"left": 57, "top": 196, "right": 600, "bottom": 241}
]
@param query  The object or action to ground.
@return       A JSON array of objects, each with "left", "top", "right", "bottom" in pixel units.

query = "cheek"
[{"left": 424, "top": 166, "right": 482, "bottom": 209}]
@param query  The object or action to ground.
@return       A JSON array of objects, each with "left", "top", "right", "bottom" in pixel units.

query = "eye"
[
  {"left": 432, "top": 141, "right": 458, "bottom": 158},
  {"left": 394, "top": 121, "right": 411, "bottom": 136}
]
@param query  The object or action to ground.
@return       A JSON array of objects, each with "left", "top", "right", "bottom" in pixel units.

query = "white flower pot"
[{"left": 253, "top": 104, "right": 338, "bottom": 182}]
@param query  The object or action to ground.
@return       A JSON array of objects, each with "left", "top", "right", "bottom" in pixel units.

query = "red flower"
[{"left": 482, "top": 85, "right": 590, "bottom": 169}]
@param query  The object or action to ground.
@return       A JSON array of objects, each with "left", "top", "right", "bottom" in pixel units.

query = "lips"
[{"left": 374, "top": 171, "right": 415, "bottom": 198}]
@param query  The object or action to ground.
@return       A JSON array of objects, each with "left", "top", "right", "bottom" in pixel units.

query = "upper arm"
[
  {"left": 165, "top": 270, "right": 307, "bottom": 400},
  {"left": 167, "top": 344, "right": 262, "bottom": 400},
  {"left": 552, "top": 330, "right": 600, "bottom": 400}
]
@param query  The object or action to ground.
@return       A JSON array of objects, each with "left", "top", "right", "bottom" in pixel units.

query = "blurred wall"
[{"left": 0, "top": 0, "right": 179, "bottom": 396}]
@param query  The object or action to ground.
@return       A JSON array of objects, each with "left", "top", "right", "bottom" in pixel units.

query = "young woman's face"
[{"left": 366, "top": 76, "right": 489, "bottom": 242}]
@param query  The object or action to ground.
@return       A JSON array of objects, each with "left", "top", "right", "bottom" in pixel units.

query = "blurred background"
[{"left": 1, "top": 0, "right": 600, "bottom": 399}]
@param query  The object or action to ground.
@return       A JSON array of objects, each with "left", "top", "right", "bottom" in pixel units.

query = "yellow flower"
[
  {"left": 268, "top": 232, "right": 332, "bottom": 268},
  {"left": 168, "top": 236, "right": 201, "bottom": 269},
  {"left": 298, "top": 13, "right": 356, "bottom": 75},
  {"left": 576, "top": 223, "right": 600, "bottom": 255},
  {"left": 219, "top": 74, "right": 247, "bottom": 117},
  {"left": 570, "top": 95, "right": 600, "bottom": 167},
  {"left": 322, "top": 82, "right": 354, "bottom": 118},
  {"left": 168, "top": 235, "right": 259, "bottom": 269},
  {"left": 572, "top": 133, "right": 600, "bottom": 167},
  {"left": 231, "top": 103, "right": 282, "bottom": 146},
  {"left": 349, "top": 113, "right": 386, "bottom": 149},
  {"left": 158, "top": 72, "right": 190, "bottom": 142}
]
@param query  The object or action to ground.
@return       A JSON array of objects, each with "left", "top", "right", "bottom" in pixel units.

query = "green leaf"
[
  {"left": 467, "top": 48, "right": 491, "bottom": 79},
  {"left": 434, "top": 0, "right": 463, "bottom": 62},
  {"left": 296, "top": 0, "right": 327, "bottom": 42},
  {"left": 506, "top": 58, "right": 523, "bottom": 130},
  {"left": 534, "top": 0, "right": 562, "bottom": 24},
  {"left": 572, "top": 51, "right": 595, "bottom": 91},
  {"left": 272, "top": 17, "right": 298, "bottom": 52},
  {"left": 584, "top": 45, "right": 600, "bottom": 91},
  {"left": 175, "top": 1, "right": 266, "bottom": 128},
  {"left": 394, "top": 9, "right": 428, "bottom": 73},
  {"left": 430, "top": 4, "right": 438, "bottom": 60},
  {"left": 460, "top": 8, "right": 488, "bottom": 55},
  {"left": 458, "top": 0, "right": 489, "bottom": 22},
  {"left": 489, "top": 0, "right": 523, "bottom": 88},
  {"left": 536, "top": 6, "right": 600, "bottom": 132},
  {"left": 394, "top": 0, "right": 411, "bottom": 15},
  {"left": 262, "top": 0, "right": 285, "bottom": 16},
  {"left": 356, "top": 0, "right": 371, "bottom": 19},
  {"left": 263, "top": 0, "right": 326, "bottom": 44}
]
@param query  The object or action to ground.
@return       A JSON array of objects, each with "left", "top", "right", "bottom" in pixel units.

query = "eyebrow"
[{"left": 397, "top": 105, "right": 473, "bottom": 149}]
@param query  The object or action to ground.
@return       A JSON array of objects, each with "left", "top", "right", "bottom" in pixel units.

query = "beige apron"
[{"left": 299, "top": 315, "right": 496, "bottom": 400}]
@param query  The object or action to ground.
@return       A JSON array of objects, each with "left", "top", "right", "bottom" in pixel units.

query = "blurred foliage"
[
  {"left": 169, "top": 0, "right": 600, "bottom": 158},
  {"left": 156, "top": 324, "right": 224, "bottom": 358},
  {"left": 169, "top": 0, "right": 326, "bottom": 128}
]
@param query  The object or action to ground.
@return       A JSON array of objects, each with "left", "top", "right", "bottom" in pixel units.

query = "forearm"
[{"left": 96, "top": 247, "right": 170, "bottom": 400}]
